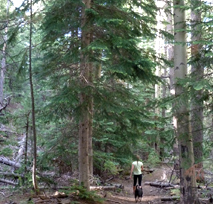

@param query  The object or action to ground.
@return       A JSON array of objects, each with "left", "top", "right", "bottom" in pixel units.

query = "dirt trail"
[{"left": 104, "top": 165, "right": 179, "bottom": 204}]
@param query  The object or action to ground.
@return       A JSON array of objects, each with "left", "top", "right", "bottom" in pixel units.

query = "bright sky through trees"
[{"left": 13, "top": 0, "right": 23, "bottom": 7}]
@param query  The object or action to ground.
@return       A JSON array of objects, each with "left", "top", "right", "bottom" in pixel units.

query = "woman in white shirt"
[{"left": 130, "top": 155, "right": 143, "bottom": 193}]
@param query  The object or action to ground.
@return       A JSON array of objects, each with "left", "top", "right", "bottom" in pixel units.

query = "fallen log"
[
  {"left": 143, "top": 168, "right": 154, "bottom": 173},
  {"left": 90, "top": 184, "right": 124, "bottom": 190},
  {"left": 161, "top": 196, "right": 179, "bottom": 201},
  {"left": 145, "top": 181, "right": 176, "bottom": 188},
  {"left": 164, "top": 186, "right": 179, "bottom": 190},
  {"left": 0, "top": 157, "right": 21, "bottom": 168}
]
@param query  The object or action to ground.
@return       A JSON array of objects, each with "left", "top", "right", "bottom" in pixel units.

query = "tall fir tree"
[{"left": 41, "top": 0, "right": 158, "bottom": 188}]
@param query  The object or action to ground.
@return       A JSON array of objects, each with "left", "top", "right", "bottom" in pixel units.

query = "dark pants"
[{"left": 133, "top": 174, "right": 142, "bottom": 186}]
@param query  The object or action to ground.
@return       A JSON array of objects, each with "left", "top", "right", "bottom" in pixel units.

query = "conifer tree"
[{"left": 41, "top": 0, "right": 158, "bottom": 189}]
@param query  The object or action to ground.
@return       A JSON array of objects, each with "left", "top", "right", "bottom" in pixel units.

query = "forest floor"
[
  {"left": 0, "top": 164, "right": 181, "bottom": 204},
  {"left": 103, "top": 164, "right": 180, "bottom": 204}
]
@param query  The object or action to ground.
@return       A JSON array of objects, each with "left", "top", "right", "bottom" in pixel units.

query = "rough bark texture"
[
  {"left": 173, "top": 0, "right": 197, "bottom": 203},
  {"left": 190, "top": 0, "right": 203, "bottom": 169},
  {"left": 165, "top": 1, "right": 180, "bottom": 178},
  {"left": 78, "top": 0, "right": 92, "bottom": 191}
]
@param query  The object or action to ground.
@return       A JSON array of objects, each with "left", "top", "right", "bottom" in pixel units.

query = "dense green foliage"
[{"left": 0, "top": 0, "right": 213, "bottom": 191}]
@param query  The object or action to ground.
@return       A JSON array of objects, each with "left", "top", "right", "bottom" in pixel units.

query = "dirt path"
[{"left": 104, "top": 165, "right": 179, "bottom": 204}]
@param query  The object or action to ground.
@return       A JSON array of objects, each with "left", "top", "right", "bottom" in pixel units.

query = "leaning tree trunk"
[
  {"left": 190, "top": 0, "right": 203, "bottom": 176},
  {"left": 78, "top": 0, "right": 92, "bottom": 191},
  {"left": 173, "top": 0, "right": 198, "bottom": 203},
  {"left": 29, "top": 0, "right": 39, "bottom": 193}
]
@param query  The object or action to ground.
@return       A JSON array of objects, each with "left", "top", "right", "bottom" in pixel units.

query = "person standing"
[{"left": 130, "top": 155, "right": 143, "bottom": 193}]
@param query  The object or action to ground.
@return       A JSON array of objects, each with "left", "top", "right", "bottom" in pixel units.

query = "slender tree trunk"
[
  {"left": 89, "top": 68, "right": 93, "bottom": 178},
  {"left": 173, "top": 0, "right": 197, "bottom": 203},
  {"left": 29, "top": 0, "right": 39, "bottom": 193},
  {"left": 88, "top": 6, "right": 94, "bottom": 177},
  {"left": 25, "top": 112, "right": 30, "bottom": 174},
  {"left": 190, "top": 0, "right": 203, "bottom": 173},
  {"left": 0, "top": 34, "right": 6, "bottom": 105},
  {"left": 166, "top": 0, "right": 180, "bottom": 178},
  {"left": 78, "top": 0, "right": 92, "bottom": 190},
  {"left": 0, "top": 0, "right": 9, "bottom": 106},
  {"left": 154, "top": 1, "right": 166, "bottom": 155}
]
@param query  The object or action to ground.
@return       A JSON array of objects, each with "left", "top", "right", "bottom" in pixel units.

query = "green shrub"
[
  {"left": 0, "top": 147, "right": 13, "bottom": 157},
  {"left": 147, "top": 150, "right": 160, "bottom": 166},
  {"left": 104, "top": 160, "right": 119, "bottom": 175}
]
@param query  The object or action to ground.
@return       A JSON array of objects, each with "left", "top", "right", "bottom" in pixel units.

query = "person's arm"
[
  {"left": 130, "top": 164, "right": 134, "bottom": 179},
  {"left": 141, "top": 164, "right": 143, "bottom": 171}
]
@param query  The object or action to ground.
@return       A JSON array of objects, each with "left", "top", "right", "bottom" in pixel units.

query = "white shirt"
[{"left": 132, "top": 161, "right": 143, "bottom": 175}]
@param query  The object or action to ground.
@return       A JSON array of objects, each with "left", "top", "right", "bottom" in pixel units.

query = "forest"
[{"left": 0, "top": 0, "right": 213, "bottom": 203}]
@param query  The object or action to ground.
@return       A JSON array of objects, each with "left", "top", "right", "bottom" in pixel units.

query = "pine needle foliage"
[{"left": 38, "top": 0, "right": 160, "bottom": 173}]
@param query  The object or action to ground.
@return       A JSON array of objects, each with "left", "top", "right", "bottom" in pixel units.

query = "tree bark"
[
  {"left": 78, "top": 0, "right": 92, "bottom": 191},
  {"left": 165, "top": 1, "right": 180, "bottom": 178},
  {"left": 173, "top": 0, "right": 198, "bottom": 203},
  {"left": 25, "top": 112, "right": 30, "bottom": 174},
  {"left": 190, "top": 0, "right": 203, "bottom": 172},
  {"left": 0, "top": 0, "right": 9, "bottom": 106}
]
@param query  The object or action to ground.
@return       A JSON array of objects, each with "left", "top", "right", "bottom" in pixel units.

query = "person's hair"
[
  {"left": 136, "top": 155, "right": 140, "bottom": 161},
  {"left": 135, "top": 155, "right": 140, "bottom": 164}
]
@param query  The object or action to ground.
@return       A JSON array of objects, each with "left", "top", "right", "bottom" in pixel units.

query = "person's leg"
[
  {"left": 138, "top": 174, "right": 142, "bottom": 187},
  {"left": 133, "top": 175, "right": 137, "bottom": 193}
]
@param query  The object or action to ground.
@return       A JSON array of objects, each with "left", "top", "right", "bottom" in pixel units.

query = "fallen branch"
[
  {"left": 0, "top": 191, "right": 5, "bottom": 196},
  {"left": 0, "top": 178, "right": 18, "bottom": 186},
  {"left": 105, "top": 177, "right": 114, "bottom": 182}
]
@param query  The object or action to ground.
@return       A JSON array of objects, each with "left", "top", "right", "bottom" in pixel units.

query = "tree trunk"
[
  {"left": 88, "top": 11, "right": 94, "bottom": 178},
  {"left": 29, "top": 0, "right": 39, "bottom": 193},
  {"left": 25, "top": 112, "right": 30, "bottom": 174},
  {"left": 78, "top": 0, "right": 92, "bottom": 191},
  {"left": 173, "top": 0, "right": 197, "bottom": 203},
  {"left": 154, "top": 1, "right": 165, "bottom": 155},
  {"left": 190, "top": 0, "right": 203, "bottom": 171},
  {"left": 0, "top": 0, "right": 9, "bottom": 106},
  {"left": 165, "top": 1, "right": 180, "bottom": 177}
]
